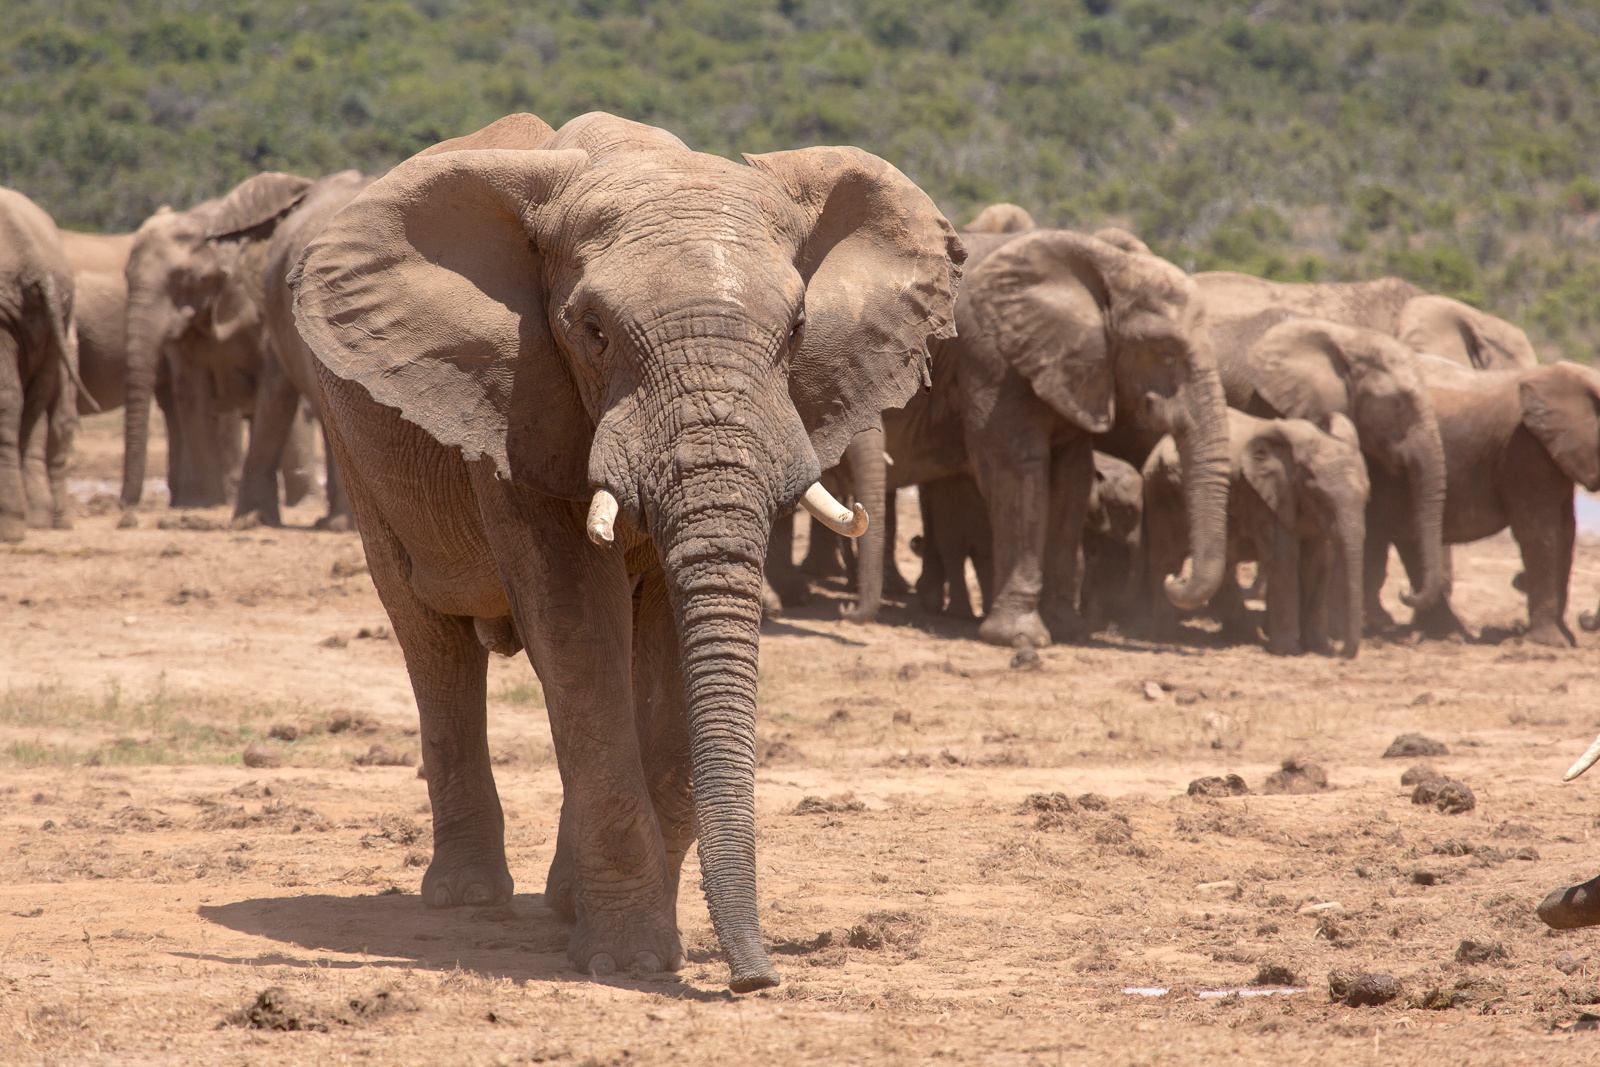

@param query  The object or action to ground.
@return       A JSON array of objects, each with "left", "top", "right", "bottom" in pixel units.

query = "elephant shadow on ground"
[
  {"left": 772, "top": 574, "right": 989, "bottom": 643},
  {"left": 196, "top": 892, "right": 737, "bottom": 1000}
]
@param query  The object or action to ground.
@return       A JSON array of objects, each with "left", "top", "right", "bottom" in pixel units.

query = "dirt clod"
[
  {"left": 267, "top": 723, "right": 298, "bottom": 742},
  {"left": 241, "top": 744, "right": 280, "bottom": 769},
  {"left": 1187, "top": 774, "right": 1249, "bottom": 797},
  {"left": 1340, "top": 973, "right": 1402, "bottom": 1007},
  {"left": 1383, "top": 733, "right": 1449, "bottom": 758},
  {"left": 225, "top": 987, "right": 330, "bottom": 1032},
  {"left": 757, "top": 738, "right": 805, "bottom": 767},
  {"left": 1253, "top": 962, "right": 1300, "bottom": 986},
  {"left": 354, "top": 744, "right": 414, "bottom": 767},
  {"left": 1411, "top": 870, "right": 1440, "bottom": 886},
  {"left": 1400, "top": 764, "right": 1439, "bottom": 785},
  {"left": 1261, "top": 759, "right": 1329, "bottom": 795},
  {"left": 1411, "top": 776, "right": 1476, "bottom": 814},
  {"left": 1456, "top": 938, "right": 1509, "bottom": 965},
  {"left": 1556, "top": 951, "right": 1588, "bottom": 976},
  {"left": 321, "top": 634, "right": 349, "bottom": 648},
  {"left": 793, "top": 794, "right": 865, "bottom": 815}
]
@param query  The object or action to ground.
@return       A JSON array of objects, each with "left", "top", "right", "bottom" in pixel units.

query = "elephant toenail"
[
  {"left": 463, "top": 884, "right": 493, "bottom": 905},
  {"left": 430, "top": 885, "right": 455, "bottom": 908},
  {"left": 588, "top": 953, "right": 617, "bottom": 976},
  {"left": 632, "top": 952, "right": 661, "bottom": 973}
]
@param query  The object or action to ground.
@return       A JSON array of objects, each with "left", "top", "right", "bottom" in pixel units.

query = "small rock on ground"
[
  {"left": 1339, "top": 973, "right": 1403, "bottom": 1007},
  {"left": 1456, "top": 938, "right": 1509, "bottom": 965},
  {"left": 1187, "top": 774, "right": 1250, "bottom": 798},
  {"left": 1262, "top": 758, "right": 1329, "bottom": 794},
  {"left": 1383, "top": 733, "right": 1449, "bottom": 758},
  {"left": 241, "top": 744, "right": 280, "bottom": 769},
  {"left": 1400, "top": 763, "right": 1438, "bottom": 785},
  {"left": 1412, "top": 776, "right": 1476, "bottom": 814}
]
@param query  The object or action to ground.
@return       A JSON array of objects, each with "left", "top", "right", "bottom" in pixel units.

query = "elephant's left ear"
[
  {"left": 744, "top": 146, "right": 964, "bottom": 471},
  {"left": 1520, "top": 362, "right": 1600, "bottom": 491},
  {"left": 206, "top": 172, "right": 314, "bottom": 239},
  {"left": 1241, "top": 432, "right": 1296, "bottom": 528}
]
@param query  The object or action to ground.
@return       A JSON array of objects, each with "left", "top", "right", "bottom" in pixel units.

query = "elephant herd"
[{"left": 5, "top": 109, "right": 1600, "bottom": 987}]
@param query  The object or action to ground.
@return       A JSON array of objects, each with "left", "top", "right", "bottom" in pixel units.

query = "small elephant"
[
  {"left": 913, "top": 472, "right": 994, "bottom": 619},
  {"left": 294, "top": 112, "right": 961, "bottom": 991},
  {"left": 1369, "top": 356, "right": 1600, "bottom": 647},
  {"left": 0, "top": 187, "right": 78, "bottom": 542},
  {"left": 1079, "top": 452, "right": 1144, "bottom": 634},
  {"left": 1144, "top": 409, "right": 1369, "bottom": 657}
]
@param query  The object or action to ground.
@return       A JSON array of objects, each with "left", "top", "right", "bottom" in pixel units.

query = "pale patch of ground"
[{"left": 3, "top": 412, "right": 1600, "bottom": 1064}]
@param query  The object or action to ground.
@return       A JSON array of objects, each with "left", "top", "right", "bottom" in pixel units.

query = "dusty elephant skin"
[
  {"left": 292, "top": 112, "right": 962, "bottom": 991},
  {"left": 0, "top": 187, "right": 78, "bottom": 543}
]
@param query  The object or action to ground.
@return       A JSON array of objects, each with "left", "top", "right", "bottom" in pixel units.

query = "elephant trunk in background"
[
  {"left": 1337, "top": 502, "right": 1366, "bottom": 658},
  {"left": 118, "top": 294, "right": 168, "bottom": 507},
  {"left": 840, "top": 425, "right": 887, "bottom": 623},
  {"left": 1399, "top": 430, "right": 1448, "bottom": 611},
  {"left": 1163, "top": 362, "right": 1232, "bottom": 610}
]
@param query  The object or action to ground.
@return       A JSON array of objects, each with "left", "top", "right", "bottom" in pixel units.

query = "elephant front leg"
[
  {"left": 0, "top": 333, "right": 27, "bottom": 542},
  {"left": 1260, "top": 519, "right": 1302, "bottom": 656},
  {"left": 1298, "top": 535, "right": 1333, "bottom": 656},
  {"left": 43, "top": 373, "right": 77, "bottom": 531},
  {"left": 21, "top": 419, "right": 52, "bottom": 529},
  {"left": 234, "top": 353, "right": 298, "bottom": 526},
  {"left": 1039, "top": 437, "right": 1093, "bottom": 643},
  {"left": 1510, "top": 475, "right": 1577, "bottom": 648},
  {"left": 969, "top": 390, "right": 1055, "bottom": 649},
  {"left": 764, "top": 512, "right": 810, "bottom": 608}
]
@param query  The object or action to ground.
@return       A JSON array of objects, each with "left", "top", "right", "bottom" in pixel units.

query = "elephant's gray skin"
[
  {"left": 945, "top": 228, "right": 1232, "bottom": 648},
  {"left": 913, "top": 472, "right": 994, "bottom": 618},
  {"left": 1228, "top": 317, "right": 1448, "bottom": 633},
  {"left": 234, "top": 170, "right": 372, "bottom": 531},
  {"left": 1079, "top": 451, "right": 1144, "bottom": 634},
  {"left": 1368, "top": 355, "right": 1600, "bottom": 648},
  {"left": 121, "top": 171, "right": 315, "bottom": 510},
  {"left": 0, "top": 188, "right": 77, "bottom": 542},
  {"left": 1397, "top": 295, "right": 1539, "bottom": 371},
  {"left": 1144, "top": 409, "right": 1369, "bottom": 657},
  {"left": 292, "top": 112, "right": 961, "bottom": 991}
]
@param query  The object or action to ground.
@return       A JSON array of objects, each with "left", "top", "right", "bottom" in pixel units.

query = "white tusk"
[
  {"left": 801, "top": 482, "right": 869, "bottom": 538},
  {"left": 587, "top": 489, "right": 618, "bottom": 546},
  {"left": 1565, "top": 731, "right": 1600, "bottom": 782},
  {"left": 883, "top": 451, "right": 895, "bottom": 466}
]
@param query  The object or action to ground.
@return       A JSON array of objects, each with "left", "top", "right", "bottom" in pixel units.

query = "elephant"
[
  {"left": 233, "top": 170, "right": 372, "bottom": 530},
  {"left": 912, "top": 472, "right": 994, "bottom": 619},
  {"left": 1144, "top": 409, "right": 1369, "bottom": 657},
  {"left": 291, "top": 111, "right": 962, "bottom": 990},
  {"left": 1396, "top": 294, "right": 1539, "bottom": 371},
  {"left": 120, "top": 171, "right": 316, "bottom": 511},
  {"left": 1227, "top": 317, "right": 1448, "bottom": 634},
  {"left": 0, "top": 187, "right": 79, "bottom": 542},
  {"left": 934, "top": 227, "right": 1232, "bottom": 648},
  {"left": 1079, "top": 451, "right": 1144, "bottom": 634},
  {"left": 1366, "top": 355, "right": 1600, "bottom": 647}
]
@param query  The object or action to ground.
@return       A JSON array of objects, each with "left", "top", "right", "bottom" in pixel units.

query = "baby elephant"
[{"left": 1145, "top": 410, "right": 1369, "bottom": 657}]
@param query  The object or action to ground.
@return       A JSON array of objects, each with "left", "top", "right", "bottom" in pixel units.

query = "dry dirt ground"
[{"left": 5, "top": 412, "right": 1600, "bottom": 1065}]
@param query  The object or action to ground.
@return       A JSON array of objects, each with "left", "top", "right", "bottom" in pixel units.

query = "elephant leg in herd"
[
  {"left": 1210, "top": 561, "right": 1252, "bottom": 643},
  {"left": 1297, "top": 535, "right": 1334, "bottom": 656},
  {"left": 969, "top": 386, "right": 1056, "bottom": 649},
  {"left": 317, "top": 421, "right": 355, "bottom": 532},
  {"left": 881, "top": 501, "right": 911, "bottom": 595},
  {"left": 167, "top": 363, "right": 225, "bottom": 507},
  {"left": 1038, "top": 437, "right": 1093, "bottom": 644},
  {"left": 0, "top": 332, "right": 28, "bottom": 542},
  {"left": 234, "top": 355, "right": 298, "bottom": 527},
  {"left": 1395, "top": 539, "right": 1467, "bottom": 640},
  {"left": 1362, "top": 525, "right": 1400, "bottom": 635},
  {"left": 1539, "top": 873, "right": 1600, "bottom": 929},
  {"left": 763, "top": 512, "right": 810, "bottom": 608},
  {"left": 1259, "top": 517, "right": 1303, "bottom": 656},
  {"left": 154, "top": 371, "right": 182, "bottom": 508},
  {"left": 279, "top": 405, "right": 318, "bottom": 507},
  {"left": 42, "top": 370, "right": 75, "bottom": 530},
  {"left": 1506, "top": 443, "right": 1577, "bottom": 647},
  {"left": 21, "top": 418, "right": 52, "bottom": 528},
  {"left": 473, "top": 475, "right": 683, "bottom": 975}
]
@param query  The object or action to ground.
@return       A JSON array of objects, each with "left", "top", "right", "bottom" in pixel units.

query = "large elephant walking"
[
  {"left": 293, "top": 112, "right": 962, "bottom": 990},
  {"left": 0, "top": 188, "right": 78, "bottom": 542},
  {"left": 946, "top": 229, "right": 1232, "bottom": 648}
]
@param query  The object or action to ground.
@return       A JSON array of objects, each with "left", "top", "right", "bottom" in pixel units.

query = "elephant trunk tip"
[
  {"left": 839, "top": 601, "right": 877, "bottom": 625},
  {"left": 727, "top": 962, "right": 781, "bottom": 994},
  {"left": 1163, "top": 566, "right": 1221, "bottom": 613},
  {"left": 1399, "top": 576, "right": 1445, "bottom": 611}
]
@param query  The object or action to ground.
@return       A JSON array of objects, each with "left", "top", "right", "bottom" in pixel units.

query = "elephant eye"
[
  {"left": 582, "top": 315, "right": 607, "bottom": 349},
  {"left": 789, "top": 310, "right": 805, "bottom": 345}
]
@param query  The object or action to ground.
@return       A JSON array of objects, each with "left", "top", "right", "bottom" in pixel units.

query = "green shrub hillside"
[{"left": 6, "top": 0, "right": 1600, "bottom": 357}]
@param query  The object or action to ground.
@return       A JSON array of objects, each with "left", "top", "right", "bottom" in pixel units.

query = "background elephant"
[
  {"left": 1079, "top": 451, "right": 1144, "bottom": 634},
  {"left": 1368, "top": 356, "right": 1600, "bottom": 647},
  {"left": 939, "top": 228, "right": 1231, "bottom": 648},
  {"left": 293, "top": 112, "right": 961, "bottom": 991},
  {"left": 1396, "top": 294, "right": 1539, "bottom": 371},
  {"left": 0, "top": 188, "right": 78, "bottom": 542},
  {"left": 1231, "top": 317, "right": 1447, "bottom": 634},
  {"left": 120, "top": 171, "right": 314, "bottom": 511},
  {"left": 913, "top": 471, "right": 994, "bottom": 619},
  {"left": 1144, "top": 410, "right": 1369, "bottom": 657},
  {"left": 234, "top": 170, "right": 371, "bottom": 530}
]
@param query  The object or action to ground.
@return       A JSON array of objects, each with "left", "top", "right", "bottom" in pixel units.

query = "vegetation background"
[{"left": 4, "top": 0, "right": 1599, "bottom": 358}]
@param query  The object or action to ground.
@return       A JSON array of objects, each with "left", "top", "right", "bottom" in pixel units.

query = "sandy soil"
[{"left": 5, "top": 412, "right": 1600, "bottom": 1065}]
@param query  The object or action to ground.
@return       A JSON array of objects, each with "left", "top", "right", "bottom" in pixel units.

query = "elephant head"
[
  {"left": 963, "top": 230, "right": 1233, "bottom": 610},
  {"left": 1239, "top": 412, "right": 1370, "bottom": 657},
  {"left": 120, "top": 172, "right": 312, "bottom": 507},
  {"left": 1398, "top": 295, "right": 1540, "bottom": 370},
  {"left": 292, "top": 112, "right": 963, "bottom": 991},
  {"left": 963, "top": 203, "right": 1035, "bottom": 234},
  {"left": 1515, "top": 361, "right": 1600, "bottom": 633},
  {"left": 1246, "top": 318, "right": 1447, "bottom": 612}
]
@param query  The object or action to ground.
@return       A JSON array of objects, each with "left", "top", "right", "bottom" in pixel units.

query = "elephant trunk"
[
  {"left": 1164, "top": 364, "right": 1232, "bottom": 610},
  {"left": 1337, "top": 504, "right": 1366, "bottom": 658},
  {"left": 119, "top": 296, "right": 169, "bottom": 507},
  {"left": 655, "top": 471, "right": 783, "bottom": 993},
  {"left": 840, "top": 426, "right": 887, "bottom": 624},
  {"left": 1398, "top": 433, "right": 1448, "bottom": 611}
]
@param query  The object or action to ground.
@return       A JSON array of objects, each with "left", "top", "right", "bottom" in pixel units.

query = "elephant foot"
[
  {"left": 1539, "top": 874, "right": 1600, "bottom": 929},
  {"left": 568, "top": 909, "right": 684, "bottom": 979},
  {"left": 979, "top": 609, "right": 1051, "bottom": 649},
  {"left": 1410, "top": 603, "right": 1466, "bottom": 642},
  {"left": 1302, "top": 634, "right": 1333, "bottom": 657},
  {"left": 51, "top": 513, "right": 73, "bottom": 531},
  {"left": 544, "top": 847, "right": 577, "bottom": 923},
  {"left": 883, "top": 570, "right": 911, "bottom": 596},
  {"left": 316, "top": 512, "right": 355, "bottom": 533},
  {"left": 1040, "top": 603, "right": 1089, "bottom": 645},
  {"left": 1363, "top": 602, "right": 1398, "bottom": 636},
  {"left": 0, "top": 514, "right": 25, "bottom": 544},
  {"left": 421, "top": 845, "right": 514, "bottom": 909},
  {"left": 1526, "top": 620, "right": 1576, "bottom": 649},
  {"left": 1265, "top": 636, "right": 1303, "bottom": 657},
  {"left": 26, "top": 510, "right": 52, "bottom": 530}
]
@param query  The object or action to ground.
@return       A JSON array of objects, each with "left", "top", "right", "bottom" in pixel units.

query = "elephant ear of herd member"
[
  {"left": 1397, "top": 294, "right": 1539, "bottom": 371},
  {"left": 1519, "top": 361, "right": 1600, "bottom": 492},
  {"left": 292, "top": 112, "right": 964, "bottom": 499},
  {"left": 203, "top": 171, "right": 314, "bottom": 240}
]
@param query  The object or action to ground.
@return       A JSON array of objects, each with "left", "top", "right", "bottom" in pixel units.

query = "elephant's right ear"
[
  {"left": 964, "top": 230, "right": 1120, "bottom": 433},
  {"left": 206, "top": 172, "right": 314, "bottom": 239},
  {"left": 1241, "top": 431, "right": 1296, "bottom": 528},
  {"left": 1520, "top": 362, "right": 1600, "bottom": 491},
  {"left": 1398, "top": 295, "right": 1539, "bottom": 370},
  {"left": 293, "top": 147, "right": 592, "bottom": 497},
  {"left": 1248, "top": 319, "right": 1362, "bottom": 420}
]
